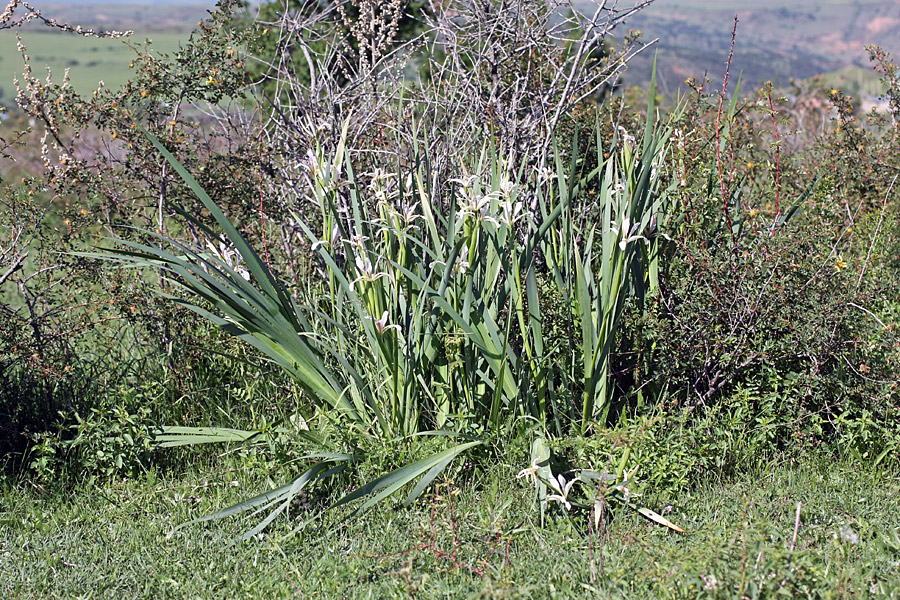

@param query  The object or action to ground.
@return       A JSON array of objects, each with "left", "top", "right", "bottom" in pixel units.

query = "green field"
[{"left": 0, "top": 31, "right": 190, "bottom": 105}]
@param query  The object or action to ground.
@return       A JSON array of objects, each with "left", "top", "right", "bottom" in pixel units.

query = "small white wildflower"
[
  {"left": 450, "top": 174, "right": 478, "bottom": 189},
  {"left": 365, "top": 310, "right": 401, "bottom": 335},
  {"left": 537, "top": 166, "right": 556, "bottom": 183},
  {"left": 499, "top": 178, "right": 516, "bottom": 198},
  {"left": 457, "top": 190, "right": 500, "bottom": 226},
  {"left": 398, "top": 201, "right": 422, "bottom": 227},
  {"left": 612, "top": 217, "right": 648, "bottom": 251},
  {"left": 546, "top": 474, "right": 576, "bottom": 511},
  {"left": 367, "top": 167, "right": 390, "bottom": 188},
  {"left": 499, "top": 199, "right": 524, "bottom": 227},
  {"left": 350, "top": 253, "right": 389, "bottom": 290},
  {"left": 311, "top": 223, "right": 339, "bottom": 252},
  {"left": 368, "top": 169, "right": 401, "bottom": 203},
  {"left": 620, "top": 465, "right": 639, "bottom": 501},
  {"left": 350, "top": 233, "right": 369, "bottom": 251},
  {"left": 619, "top": 233, "right": 648, "bottom": 251},
  {"left": 355, "top": 253, "right": 373, "bottom": 276},
  {"left": 452, "top": 245, "right": 471, "bottom": 275},
  {"left": 373, "top": 188, "right": 391, "bottom": 205},
  {"left": 301, "top": 148, "right": 319, "bottom": 180}
]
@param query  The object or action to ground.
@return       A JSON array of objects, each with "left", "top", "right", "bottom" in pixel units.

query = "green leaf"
[
  {"left": 332, "top": 440, "right": 482, "bottom": 516},
  {"left": 153, "top": 426, "right": 260, "bottom": 448}
]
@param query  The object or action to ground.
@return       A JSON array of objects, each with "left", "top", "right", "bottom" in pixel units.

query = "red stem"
[
  {"left": 716, "top": 16, "right": 739, "bottom": 244},
  {"left": 767, "top": 90, "right": 782, "bottom": 229}
]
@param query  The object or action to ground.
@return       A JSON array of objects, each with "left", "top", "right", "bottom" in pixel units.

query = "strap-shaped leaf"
[
  {"left": 154, "top": 426, "right": 260, "bottom": 447},
  {"left": 634, "top": 504, "right": 687, "bottom": 533},
  {"left": 331, "top": 440, "right": 482, "bottom": 516}
]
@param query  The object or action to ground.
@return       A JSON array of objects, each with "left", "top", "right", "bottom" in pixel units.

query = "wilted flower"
[
  {"left": 516, "top": 458, "right": 541, "bottom": 484},
  {"left": 838, "top": 525, "right": 859, "bottom": 545},
  {"left": 206, "top": 238, "right": 250, "bottom": 281}
]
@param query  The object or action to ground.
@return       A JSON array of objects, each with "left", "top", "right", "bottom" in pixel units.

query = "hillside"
[
  {"left": 604, "top": 0, "right": 900, "bottom": 92},
  {"left": 3, "top": 1, "right": 899, "bottom": 105},
  {"left": 13, "top": 2, "right": 216, "bottom": 33}
]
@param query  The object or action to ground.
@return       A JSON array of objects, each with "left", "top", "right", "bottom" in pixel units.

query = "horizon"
[{"left": 3, "top": 0, "right": 898, "bottom": 97}]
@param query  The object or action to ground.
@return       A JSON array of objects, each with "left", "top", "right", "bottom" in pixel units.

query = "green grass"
[
  {"left": 3, "top": 456, "right": 899, "bottom": 599},
  {"left": 0, "top": 31, "right": 189, "bottom": 105}
]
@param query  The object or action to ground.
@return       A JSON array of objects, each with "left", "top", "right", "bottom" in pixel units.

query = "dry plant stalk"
[{"left": 251, "top": 0, "right": 659, "bottom": 223}]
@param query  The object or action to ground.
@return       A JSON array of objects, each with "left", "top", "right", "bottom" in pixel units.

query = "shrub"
[
  {"left": 615, "top": 63, "right": 900, "bottom": 464},
  {"left": 28, "top": 399, "right": 154, "bottom": 485}
]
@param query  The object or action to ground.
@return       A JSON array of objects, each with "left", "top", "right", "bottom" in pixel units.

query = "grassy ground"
[{"left": 2, "top": 455, "right": 899, "bottom": 599}]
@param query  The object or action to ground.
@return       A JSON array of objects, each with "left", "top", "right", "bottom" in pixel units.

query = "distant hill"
[
  {"left": 14, "top": 2, "right": 217, "bottom": 33},
  {"left": 54, "top": 1, "right": 216, "bottom": 4},
  {"left": 5, "top": 0, "right": 898, "bottom": 103},
  {"left": 590, "top": 0, "right": 900, "bottom": 93}
]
